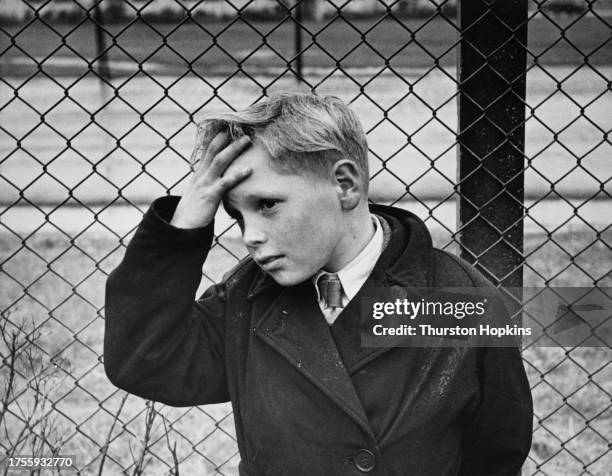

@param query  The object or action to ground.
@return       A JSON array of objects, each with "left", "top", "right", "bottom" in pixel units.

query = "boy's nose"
[{"left": 241, "top": 221, "right": 267, "bottom": 247}]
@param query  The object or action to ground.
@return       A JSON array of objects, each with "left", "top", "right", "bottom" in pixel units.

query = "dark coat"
[{"left": 104, "top": 196, "right": 533, "bottom": 476}]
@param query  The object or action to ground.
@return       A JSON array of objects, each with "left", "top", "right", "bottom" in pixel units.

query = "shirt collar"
[{"left": 313, "top": 215, "right": 384, "bottom": 302}]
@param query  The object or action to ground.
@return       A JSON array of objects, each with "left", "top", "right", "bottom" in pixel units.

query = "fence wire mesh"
[{"left": 0, "top": 0, "right": 611, "bottom": 474}]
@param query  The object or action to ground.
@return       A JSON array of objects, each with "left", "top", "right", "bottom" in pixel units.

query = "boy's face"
[{"left": 223, "top": 142, "right": 346, "bottom": 286}]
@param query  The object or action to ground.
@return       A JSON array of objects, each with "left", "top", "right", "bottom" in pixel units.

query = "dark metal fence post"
[
  {"left": 457, "top": 0, "right": 528, "bottom": 298},
  {"left": 93, "top": 1, "right": 111, "bottom": 80}
]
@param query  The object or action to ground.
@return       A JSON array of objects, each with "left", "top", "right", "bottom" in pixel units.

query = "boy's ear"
[{"left": 333, "top": 160, "right": 363, "bottom": 210}]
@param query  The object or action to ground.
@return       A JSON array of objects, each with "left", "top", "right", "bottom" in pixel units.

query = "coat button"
[{"left": 353, "top": 449, "right": 376, "bottom": 472}]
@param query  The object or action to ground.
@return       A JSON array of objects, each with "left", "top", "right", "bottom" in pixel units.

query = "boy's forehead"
[
  {"left": 223, "top": 141, "right": 336, "bottom": 206},
  {"left": 225, "top": 141, "right": 284, "bottom": 180},
  {"left": 223, "top": 167, "right": 329, "bottom": 209},
  {"left": 223, "top": 169, "right": 302, "bottom": 204},
  {"left": 223, "top": 160, "right": 293, "bottom": 205},
  {"left": 226, "top": 141, "right": 269, "bottom": 169}
]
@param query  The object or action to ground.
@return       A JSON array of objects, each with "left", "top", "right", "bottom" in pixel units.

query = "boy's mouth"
[{"left": 256, "top": 255, "right": 284, "bottom": 269}]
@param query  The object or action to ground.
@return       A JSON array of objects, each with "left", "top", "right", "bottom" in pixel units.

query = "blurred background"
[{"left": 1, "top": 0, "right": 611, "bottom": 475}]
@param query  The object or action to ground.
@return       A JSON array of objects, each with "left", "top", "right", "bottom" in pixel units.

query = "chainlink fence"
[{"left": 0, "top": 0, "right": 611, "bottom": 474}]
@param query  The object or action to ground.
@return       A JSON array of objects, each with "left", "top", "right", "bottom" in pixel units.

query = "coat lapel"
[{"left": 253, "top": 281, "right": 374, "bottom": 438}]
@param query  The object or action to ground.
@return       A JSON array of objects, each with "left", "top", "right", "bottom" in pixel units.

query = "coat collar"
[
  {"left": 243, "top": 203, "right": 436, "bottom": 437},
  {"left": 369, "top": 202, "right": 434, "bottom": 289}
]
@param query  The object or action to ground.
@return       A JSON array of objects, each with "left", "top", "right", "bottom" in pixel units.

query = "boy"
[{"left": 104, "top": 94, "right": 532, "bottom": 475}]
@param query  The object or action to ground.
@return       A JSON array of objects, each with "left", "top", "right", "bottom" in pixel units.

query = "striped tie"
[{"left": 318, "top": 273, "right": 343, "bottom": 309}]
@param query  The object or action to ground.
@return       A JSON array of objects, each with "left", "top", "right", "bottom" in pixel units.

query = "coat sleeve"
[
  {"left": 104, "top": 196, "right": 230, "bottom": 406},
  {"left": 459, "top": 345, "right": 533, "bottom": 476}
]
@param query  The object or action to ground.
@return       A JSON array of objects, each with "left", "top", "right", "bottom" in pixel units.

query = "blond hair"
[{"left": 194, "top": 93, "right": 369, "bottom": 190}]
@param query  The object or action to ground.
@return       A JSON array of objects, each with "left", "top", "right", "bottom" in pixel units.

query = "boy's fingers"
[
  {"left": 191, "top": 131, "right": 231, "bottom": 173},
  {"left": 191, "top": 126, "right": 212, "bottom": 167},
  {"left": 201, "top": 131, "right": 231, "bottom": 167},
  {"left": 209, "top": 136, "right": 252, "bottom": 176},
  {"left": 190, "top": 141, "right": 208, "bottom": 172},
  {"left": 217, "top": 167, "right": 252, "bottom": 192}
]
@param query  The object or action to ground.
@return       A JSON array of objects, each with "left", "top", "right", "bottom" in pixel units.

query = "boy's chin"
[{"left": 265, "top": 269, "right": 311, "bottom": 287}]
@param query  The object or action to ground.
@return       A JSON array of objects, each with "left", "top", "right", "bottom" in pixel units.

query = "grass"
[
  {"left": 1, "top": 223, "right": 611, "bottom": 475},
  {"left": 0, "top": 231, "right": 240, "bottom": 475}
]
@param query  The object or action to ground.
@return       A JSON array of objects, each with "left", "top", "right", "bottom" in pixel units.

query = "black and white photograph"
[{"left": 0, "top": 0, "right": 611, "bottom": 474}]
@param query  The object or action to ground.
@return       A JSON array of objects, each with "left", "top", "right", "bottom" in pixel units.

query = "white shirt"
[{"left": 313, "top": 215, "right": 384, "bottom": 325}]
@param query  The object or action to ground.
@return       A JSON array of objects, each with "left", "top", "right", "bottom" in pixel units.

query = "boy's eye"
[{"left": 259, "top": 199, "right": 279, "bottom": 211}]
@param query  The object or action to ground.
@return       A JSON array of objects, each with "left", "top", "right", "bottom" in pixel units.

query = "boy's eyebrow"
[
  {"left": 244, "top": 192, "right": 275, "bottom": 201},
  {"left": 226, "top": 190, "right": 283, "bottom": 204}
]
